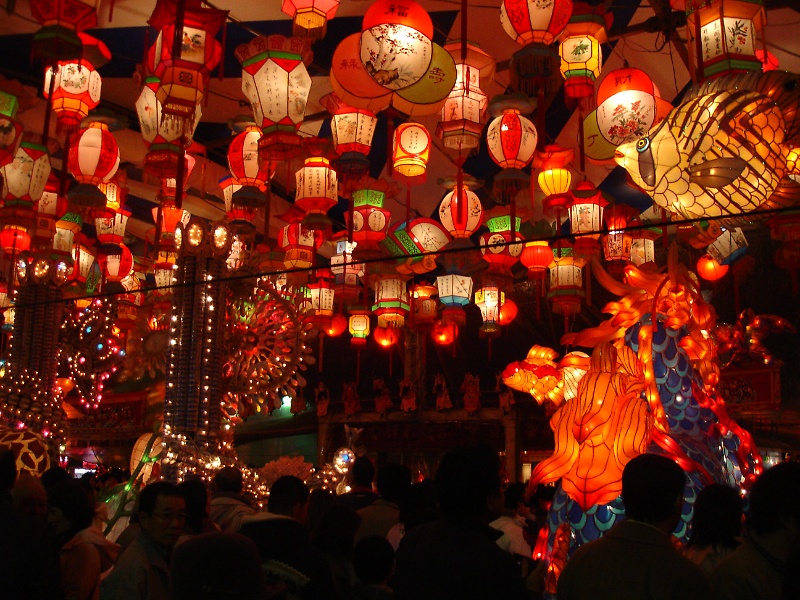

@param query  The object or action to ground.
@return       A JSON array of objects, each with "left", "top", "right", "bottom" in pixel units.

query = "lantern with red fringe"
[
  {"left": 535, "top": 145, "right": 574, "bottom": 217},
  {"left": 438, "top": 175, "right": 483, "bottom": 239},
  {"left": 95, "top": 209, "right": 130, "bottom": 251},
  {"left": 136, "top": 77, "right": 202, "bottom": 179},
  {"left": 500, "top": 0, "right": 573, "bottom": 46},
  {"left": 67, "top": 117, "right": 121, "bottom": 212},
  {"left": 393, "top": 123, "right": 431, "bottom": 180},
  {"left": 146, "top": 0, "right": 227, "bottom": 119},
  {"left": 281, "top": 0, "right": 340, "bottom": 39},
  {"left": 559, "top": 3, "right": 608, "bottom": 104},
  {"left": 236, "top": 35, "right": 313, "bottom": 161},
  {"left": 436, "top": 273, "right": 473, "bottom": 327},
  {"left": 308, "top": 269, "right": 336, "bottom": 330},
  {"left": 220, "top": 176, "right": 255, "bottom": 224}
]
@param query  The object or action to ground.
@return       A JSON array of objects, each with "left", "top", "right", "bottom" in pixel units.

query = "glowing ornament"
[
  {"left": 393, "top": 122, "right": 431, "bottom": 180},
  {"left": 697, "top": 255, "right": 729, "bottom": 281}
]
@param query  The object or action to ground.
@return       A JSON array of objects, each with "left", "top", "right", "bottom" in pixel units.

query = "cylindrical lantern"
[
  {"left": 548, "top": 243, "right": 586, "bottom": 317},
  {"left": 67, "top": 118, "right": 121, "bottom": 211},
  {"left": 281, "top": 0, "right": 340, "bottom": 39},
  {"left": 295, "top": 155, "right": 339, "bottom": 229},
  {"left": 393, "top": 122, "right": 431, "bottom": 179},
  {"left": 372, "top": 274, "right": 410, "bottom": 328},
  {"left": 322, "top": 93, "right": 377, "bottom": 178},
  {"left": 568, "top": 181, "right": 608, "bottom": 259},
  {"left": 521, "top": 240, "right": 554, "bottom": 279},
  {"left": 500, "top": 0, "right": 573, "bottom": 46},
  {"left": 348, "top": 308, "right": 371, "bottom": 346},
  {"left": 534, "top": 144, "right": 574, "bottom": 216},
  {"left": 438, "top": 175, "right": 483, "bottom": 239},
  {"left": 602, "top": 203, "right": 638, "bottom": 263},
  {"left": 708, "top": 227, "right": 748, "bottom": 266},
  {"left": 95, "top": 209, "right": 130, "bottom": 250}
]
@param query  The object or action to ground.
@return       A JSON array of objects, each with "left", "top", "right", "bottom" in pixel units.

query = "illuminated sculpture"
[
  {"left": 506, "top": 248, "right": 763, "bottom": 589},
  {"left": 615, "top": 71, "right": 800, "bottom": 220}
]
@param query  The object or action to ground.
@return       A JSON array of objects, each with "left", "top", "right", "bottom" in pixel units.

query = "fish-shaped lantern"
[{"left": 615, "top": 71, "right": 800, "bottom": 221}]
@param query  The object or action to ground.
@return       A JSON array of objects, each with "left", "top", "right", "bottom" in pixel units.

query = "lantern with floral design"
[
  {"left": 567, "top": 181, "right": 608, "bottom": 259},
  {"left": 393, "top": 122, "right": 431, "bottom": 180},
  {"left": 437, "top": 41, "right": 495, "bottom": 154},
  {"left": 236, "top": 35, "right": 313, "bottom": 162},
  {"left": 281, "top": 0, "right": 340, "bottom": 39},
  {"left": 500, "top": 0, "right": 573, "bottom": 46},
  {"left": 294, "top": 152, "right": 339, "bottom": 231},
  {"left": 438, "top": 174, "right": 483, "bottom": 239},
  {"left": 136, "top": 77, "right": 202, "bottom": 179},
  {"left": 436, "top": 273, "right": 473, "bottom": 327},
  {"left": 681, "top": 0, "right": 766, "bottom": 82},
  {"left": 372, "top": 274, "right": 410, "bottom": 328},
  {"left": 146, "top": 0, "right": 227, "bottom": 119},
  {"left": 67, "top": 117, "right": 121, "bottom": 212},
  {"left": 559, "top": 3, "right": 608, "bottom": 104},
  {"left": 322, "top": 93, "right": 377, "bottom": 180}
]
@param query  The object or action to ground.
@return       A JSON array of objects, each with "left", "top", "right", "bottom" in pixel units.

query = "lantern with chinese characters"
[
  {"left": 96, "top": 174, "right": 127, "bottom": 219},
  {"left": 30, "top": 0, "right": 97, "bottom": 63},
  {"left": 67, "top": 117, "right": 121, "bottom": 212},
  {"left": 568, "top": 181, "right": 608, "bottom": 259},
  {"left": 500, "top": 0, "right": 573, "bottom": 46},
  {"left": 475, "top": 286, "right": 504, "bottom": 338},
  {"left": 630, "top": 223, "right": 660, "bottom": 267},
  {"left": 95, "top": 209, "right": 130, "bottom": 253},
  {"left": 708, "top": 227, "right": 748, "bottom": 266},
  {"left": 436, "top": 273, "right": 473, "bottom": 327},
  {"left": 308, "top": 269, "right": 336, "bottom": 331},
  {"left": 236, "top": 35, "right": 313, "bottom": 161},
  {"left": 696, "top": 255, "right": 728, "bottom": 281},
  {"left": 43, "top": 33, "right": 108, "bottom": 131},
  {"left": 2, "top": 142, "right": 51, "bottom": 203},
  {"left": 147, "top": 0, "right": 227, "bottom": 119},
  {"left": 683, "top": 0, "right": 766, "bottom": 82},
  {"left": 348, "top": 307, "right": 371, "bottom": 347},
  {"left": 281, "top": 0, "right": 340, "bottom": 39},
  {"left": 438, "top": 174, "right": 483, "bottom": 239},
  {"left": 33, "top": 175, "right": 67, "bottom": 248},
  {"left": 559, "top": 3, "right": 607, "bottom": 104},
  {"left": 372, "top": 274, "right": 410, "bottom": 328},
  {"left": 360, "top": 0, "right": 434, "bottom": 92},
  {"left": 278, "top": 223, "right": 323, "bottom": 270},
  {"left": 437, "top": 41, "right": 495, "bottom": 154},
  {"left": 411, "top": 283, "right": 438, "bottom": 326},
  {"left": 71, "top": 235, "right": 96, "bottom": 283},
  {"left": 601, "top": 204, "right": 636, "bottom": 277},
  {"left": 348, "top": 186, "right": 393, "bottom": 251},
  {"left": 393, "top": 122, "right": 431, "bottom": 180},
  {"left": 220, "top": 176, "right": 255, "bottom": 225},
  {"left": 480, "top": 212, "right": 524, "bottom": 272},
  {"left": 294, "top": 154, "right": 338, "bottom": 230},
  {"left": 329, "top": 239, "right": 364, "bottom": 302},
  {"left": 548, "top": 242, "right": 586, "bottom": 319},
  {"left": 486, "top": 94, "right": 537, "bottom": 202},
  {"left": 136, "top": 77, "right": 202, "bottom": 179},
  {"left": 227, "top": 123, "right": 271, "bottom": 207},
  {"left": 322, "top": 93, "right": 377, "bottom": 180},
  {"left": 0, "top": 91, "right": 23, "bottom": 169}
]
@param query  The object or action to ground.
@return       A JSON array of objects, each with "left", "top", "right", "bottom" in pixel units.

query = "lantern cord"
[
  {"left": 109, "top": 0, "right": 115, "bottom": 22},
  {"left": 389, "top": 346, "right": 393, "bottom": 378},
  {"left": 175, "top": 141, "right": 187, "bottom": 210},
  {"left": 577, "top": 105, "right": 586, "bottom": 176},
  {"left": 460, "top": 0, "right": 468, "bottom": 62},
  {"left": 356, "top": 348, "right": 361, "bottom": 386},
  {"left": 263, "top": 183, "right": 272, "bottom": 242},
  {"left": 406, "top": 185, "right": 411, "bottom": 227},
  {"left": 154, "top": 203, "right": 164, "bottom": 260},
  {"left": 171, "top": 0, "right": 187, "bottom": 62}
]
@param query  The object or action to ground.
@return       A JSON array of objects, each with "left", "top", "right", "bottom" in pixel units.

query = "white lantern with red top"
[
  {"left": 295, "top": 154, "right": 339, "bottom": 230},
  {"left": 67, "top": 117, "right": 121, "bottom": 211},
  {"left": 438, "top": 175, "right": 483, "bottom": 239},
  {"left": 322, "top": 93, "right": 377, "bottom": 179},
  {"left": 278, "top": 222, "right": 323, "bottom": 270},
  {"left": 500, "top": 0, "right": 573, "bottom": 46},
  {"left": 228, "top": 123, "right": 271, "bottom": 207},
  {"left": 281, "top": 0, "right": 340, "bottom": 38},
  {"left": 567, "top": 181, "right": 608, "bottom": 259}
]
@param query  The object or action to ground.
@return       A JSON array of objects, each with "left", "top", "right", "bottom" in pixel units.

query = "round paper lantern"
[
  {"left": 0, "top": 225, "right": 31, "bottom": 255},
  {"left": 281, "top": 0, "right": 340, "bottom": 39},
  {"left": 500, "top": 0, "right": 573, "bottom": 46},
  {"left": 98, "top": 243, "right": 134, "bottom": 282},
  {"left": 486, "top": 97, "right": 538, "bottom": 170},
  {"left": 535, "top": 144, "right": 574, "bottom": 215},
  {"left": 498, "top": 298, "right": 518, "bottom": 325},
  {"left": 360, "top": 0, "right": 434, "bottom": 91},
  {"left": 393, "top": 122, "right": 431, "bottom": 179},
  {"left": 227, "top": 124, "right": 271, "bottom": 206},
  {"left": 432, "top": 321, "right": 457, "bottom": 345},
  {"left": 438, "top": 175, "right": 483, "bottom": 239},
  {"left": 697, "top": 255, "right": 729, "bottom": 281},
  {"left": 521, "top": 240, "right": 553, "bottom": 278},
  {"left": 412, "top": 283, "right": 438, "bottom": 325},
  {"left": 373, "top": 325, "right": 400, "bottom": 348},
  {"left": 595, "top": 68, "right": 668, "bottom": 146},
  {"left": 67, "top": 118, "right": 121, "bottom": 211},
  {"left": 325, "top": 313, "right": 348, "bottom": 337}
]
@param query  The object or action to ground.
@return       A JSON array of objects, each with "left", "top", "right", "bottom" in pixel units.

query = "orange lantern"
[
  {"left": 432, "top": 321, "right": 457, "bottom": 345},
  {"left": 393, "top": 122, "right": 431, "bottom": 180},
  {"left": 373, "top": 326, "right": 400, "bottom": 348},
  {"left": 696, "top": 255, "right": 729, "bottom": 281},
  {"left": 281, "top": 0, "right": 340, "bottom": 39},
  {"left": 279, "top": 223, "right": 323, "bottom": 270},
  {"left": 500, "top": 0, "right": 573, "bottom": 46},
  {"left": 499, "top": 298, "right": 519, "bottom": 325},
  {"left": 97, "top": 243, "right": 134, "bottom": 283},
  {"left": 147, "top": 0, "right": 227, "bottom": 118},
  {"left": 630, "top": 223, "right": 660, "bottom": 267},
  {"left": 348, "top": 307, "right": 371, "bottom": 346},
  {"left": 568, "top": 181, "right": 608, "bottom": 259},
  {"left": 325, "top": 313, "right": 348, "bottom": 337}
]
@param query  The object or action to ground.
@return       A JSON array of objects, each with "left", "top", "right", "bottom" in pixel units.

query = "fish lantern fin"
[{"left": 688, "top": 157, "right": 748, "bottom": 189}]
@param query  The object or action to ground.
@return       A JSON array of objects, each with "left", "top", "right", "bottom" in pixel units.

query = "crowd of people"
[{"left": 2, "top": 444, "right": 800, "bottom": 599}]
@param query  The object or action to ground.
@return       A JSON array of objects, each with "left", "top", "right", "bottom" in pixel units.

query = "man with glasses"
[{"left": 101, "top": 481, "right": 186, "bottom": 600}]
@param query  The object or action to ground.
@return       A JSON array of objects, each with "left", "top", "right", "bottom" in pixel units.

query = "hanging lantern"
[
  {"left": 294, "top": 153, "right": 339, "bottom": 230},
  {"left": 486, "top": 95, "right": 538, "bottom": 170},
  {"left": 381, "top": 219, "right": 450, "bottom": 275},
  {"left": 372, "top": 274, "right": 410, "bottom": 328},
  {"left": 568, "top": 181, "right": 608, "bottom": 259},
  {"left": 95, "top": 209, "right": 130, "bottom": 251},
  {"left": 436, "top": 273, "right": 473, "bottom": 327},
  {"left": 153, "top": 204, "right": 191, "bottom": 249},
  {"left": 521, "top": 240, "right": 554, "bottom": 280},
  {"left": 219, "top": 176, "right": 256, "bottom": 225},
  {"left": 630, "top": 223, "right": 660, "bottom": 267},
  {"left": 373, "top": 326, "right": 400, "bottom": 348},
  {"left": 2, "top": 142, "right": 51, "bottom": 203},
  {"left": 683, "top": 0, "right": 766, "bottom": 82},
  {"left": 559, "top": 3, "right": 607, "bottom": 104},
  {"left": 308, "top": 269, "right": 336, "bottom": 331},
  {"left": 548, "top": 243, "right": 585, "bottom": 318},
  {"left": 393, "top": 122, "right": 431, "bottom": 180},
  {"left": 500, "top": 0, "right": 573, "bottom": 46},
  {"left": 412, "top": 283, "right": 438, "bottom": 326},
  {"left": 475, "top": 286, "right": 504, "bottom": 338},
  {"left": 0, "top": 91, "right": 23, "bottom": 169},
  {"left": 54, "top": 213, "right": 81, "bottom": 256},
  {"left": 96, "top": 176, "right": 127, "bottom": 218},
  {"left": 236, "top": 35, "right": 313, "bottom": 161},
  {"left": 147, "top": 0, "right": 227, "bottom": 118},
  {"left": 326, "top": 313, "right": 348, "bottom": 337},
  {"left": 278, "top": 222, "right": 323, "bottom": 270},
  {"left": 432, "top": 321, "right": 457, "bottom": 345},
  {"left": 348, "top": 307, "right": 371, "bottom": 346},
  {"left": 697, "top": 255, "right": 729, "bottom": 281},
  {"left": 42, "top": 33, "right": 109, "bottom": 130},
  {"left": 281, "top": 0, "right": 340, "bottom": 39},
  {"left": 708, "top": 227, "right": 748, "bottom": 265},
  {"left": 97, "top": 244, "right": 134, "bottom": 283},
  {"left": 0, "top": 225, "right": 31, "bottom": 255},
  {"left": 227, "top": 124, "right": 271, "bottom": 206},
  {"left": 30, "top": 0, "right": 97, "bottom": 63},
  {"left": 329, "top": 239, "right": 364, "bottom": 303},
  {"left": 438, "top": 174, "right": 483, "bottom": 239},
  {"left": 437, "top": 41, "right": 495, "bottom": 154},
  {"left": 534, "top": 144, "right": 573, "bottom": 217},
  {"left": 602, "top": 203, "right": 638, "bottom": 263},
  {"left": 479, "top": 212, "right": 524, "bottom": 271},
  {"left": 348, "top": 186, "right": 393, "bottom": 251},
  {"left": 499, "top": 298, "right": 518, "bottom": 325},
  {"left": 756, "top": 49, "right": 779, "bottom": 72},
  {"left": 33, "top": 175, "right": 68, "bottom": 247},
  {"left": 67, "top": 117, "right": 121, "bottom": 211},
  {"left": 137, "top": 77, "right": 202, "bottom": 179},
  {"left": 322, "top": 93, "right": 377, "bottom": 179},
  {"left": 71, "top": 236, "right": 96, "bottom": 283}
]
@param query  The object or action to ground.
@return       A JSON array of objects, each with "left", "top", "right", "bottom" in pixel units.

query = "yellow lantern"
[
  {"left": 348, "top": 308, "right": 371, "bottom": 347},
  {"left": 393, "top": 122, "right": 431, "bottom": 179},
  {"left": 558, "top": 4, "right": 607, "bottom": 104}
]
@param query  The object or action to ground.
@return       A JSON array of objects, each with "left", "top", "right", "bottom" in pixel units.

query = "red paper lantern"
[
  {"left": 67, "top": 118, "right": 121, "bottom": 211},
  {"left": 227, "top": 125, "right": 271, "bottom": 207},
  {"left": 294, "top": 155, "right": 339, "bottom": 229},
  {"left": 348, "top": 187, "right": 393, "bottom": 250},
  {"left": 278, "top": 223, "right": 323, "bottom": 269},
  {"left": 325, "top": 313, "right": 348, "bottom": 337},
  {"left": 281, "top": 0, "right": 340, "bottom": 38},
  {"left": 520, "top": 241, "right": 554, "bottom": 279},
  {"left": 500, "top": 0, "right": 573, "bottom": 46},
  {"left": 696, "top": 255, "right": 729, "bottom": 282},
  {"left": 147, "top": 0, "right": 227, "bottom": 118},
  {"left": 432, "top": 321, "right": 457, "bottom": 345},
  {"left": 499, "top": 298, "right": 519, "bottom": 325},
  {"left": 0, "top": 225, "right": 31, "bottom": 255},
  {"left": 97, "top": 244, "right": 133, "bottom": 282},
  {"left": 438, "top": 175, "right": 483, "bottom": 239},
  {"left": 373, "top": 326, "right": 400, "bottom": 348}
]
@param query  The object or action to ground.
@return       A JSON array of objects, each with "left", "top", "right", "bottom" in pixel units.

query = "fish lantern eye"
[{"left": 636, "top": 137, "right": 650, "bottom": 153}]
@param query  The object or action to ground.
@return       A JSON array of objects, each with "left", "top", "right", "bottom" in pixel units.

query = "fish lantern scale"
[
  {"left": 146, "top": 0, "right": 227, "bottom": 119},
  {"left": 685, "top": 0, "right": 766, "bottom": 82},
  {"left": 348, "top": 188, "right": 392, "bottom": 250},
  {"left": 136, "top": 77, "right": 202, "bottom": 179},
  {"left": 500, "top": 0, "right": 573, "bottom": 46},
  {"left": 567, "top": 181, "right": 608, "bottom": 259},
  {"left": 436, "top": 273, "right": 473, "bottom": 327},
  {"left": 438, "top": 175, "right": 483, "bottom": 239},
  {"left": 67, "top": 118, "right": 121, "bottom": 212},
  {"left": 295, "top": 154, "right": 339, "bottom": 230},
  {"left": 559, "top": 3, "right": 607, "bottom": 104},
  {"left": 236, "top": 35, "right": 313, "bottom": 162},
  {"left": 393, "top": 122, "right": 431, "bottom": 180},
  {"left": 228, "top": 125, "right": 271, "bottom": 207},
  {"left": 281, "top": 0, "right": 340, "bottom": 39},
  {"left": 437, "top": 41, "right": 495, "bottom": 154}
]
